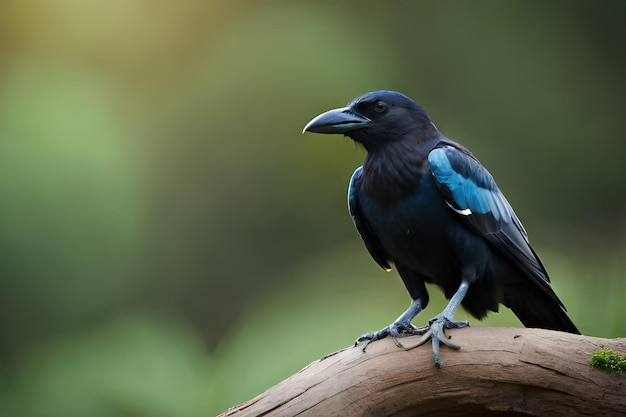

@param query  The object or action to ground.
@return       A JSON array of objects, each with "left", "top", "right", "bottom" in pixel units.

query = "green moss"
[{"left": 590, "top": 349, "right": 626, "bottom": 375}]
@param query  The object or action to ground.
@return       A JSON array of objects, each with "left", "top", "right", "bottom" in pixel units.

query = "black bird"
[{"left": 303, "top": 91, "right": 579, "bottom": 366}]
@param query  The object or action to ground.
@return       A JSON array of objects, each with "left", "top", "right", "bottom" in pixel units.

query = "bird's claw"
[
  {"left": 355, "top": 321, "right": 428, "bottom": 352},
  {"left": 355, "top": 328, "right": 389, "bottom": 351},
  {"left": 397, "top": 316, "right": 469, "bottom": 367},
  {"left": 355, "top": 316, "right": 468, "bottom": 367},
  {"left": 428, "top": 315, "right": 469, "bottom": 367}
]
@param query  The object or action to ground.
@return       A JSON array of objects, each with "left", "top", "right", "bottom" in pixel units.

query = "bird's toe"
[
  {"left": 356, "top": 320, "right": 429, "bottom": 351},
  {"left": 355, "top": 327, "right": 390, "bottom": 351},
  {"left": 428, "top": 315, "right": 469, "bottom": 367}
]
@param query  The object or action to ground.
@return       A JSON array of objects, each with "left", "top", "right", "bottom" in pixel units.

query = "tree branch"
[{"left": 219, "top": 327, "right": 625, "bottom": 417}]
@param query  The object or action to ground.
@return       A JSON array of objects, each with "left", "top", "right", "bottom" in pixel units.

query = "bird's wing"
[
  {"left": 348, "top": 166, "right": 392, "bottom": 271},
  {"left": 428, "top": 145, "right": 554, "bottom": 290}
]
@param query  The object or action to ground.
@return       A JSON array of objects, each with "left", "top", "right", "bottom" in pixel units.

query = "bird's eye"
[{"left": 373, "top": 102, "right": 387, "bottom": 113}]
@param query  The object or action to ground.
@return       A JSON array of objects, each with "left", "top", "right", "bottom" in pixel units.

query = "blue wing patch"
[
  {"left": 428, "top": 145, "right": 553, "bottom": 289},
  {"left": 428, "top": 146, "right": 527, "bottom": 237}
]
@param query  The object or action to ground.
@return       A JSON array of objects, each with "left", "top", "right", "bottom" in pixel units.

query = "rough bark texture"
[{"left": 219, "top": 327, "right": 626, "bottom": 417}]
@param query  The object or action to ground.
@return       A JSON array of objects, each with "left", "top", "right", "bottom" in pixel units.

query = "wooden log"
[{"left": 219, "top": 327, "right": 626, "bottom": 417}]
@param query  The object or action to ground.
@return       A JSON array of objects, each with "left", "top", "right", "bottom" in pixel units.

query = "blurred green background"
[{"left": 1, "top": 1, "right": 625, "bottom": 416}]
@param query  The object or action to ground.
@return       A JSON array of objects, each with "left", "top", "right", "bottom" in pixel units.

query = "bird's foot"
[
  {"left": 426, "top": 315, "right": 469, "bottom": 367},
  {"left": 355, "top": 320, "right": 429, "bottom": 352}
]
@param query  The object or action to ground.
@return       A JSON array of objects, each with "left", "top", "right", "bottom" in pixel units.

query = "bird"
[{"left": 302, "top": 90, "right": 579, "bottom": 367}]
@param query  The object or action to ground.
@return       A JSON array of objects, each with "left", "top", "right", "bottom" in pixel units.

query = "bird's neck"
[{"left": 361, "top": 138, "right": 436, "bottom": 206}]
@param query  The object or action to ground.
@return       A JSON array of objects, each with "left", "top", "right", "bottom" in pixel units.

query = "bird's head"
[{"left": 303, "top": 90, "right": 438, "bottom": 151}]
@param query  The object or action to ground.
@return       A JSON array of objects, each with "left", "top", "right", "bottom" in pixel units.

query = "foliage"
[{"left": 590, "top": 349, "right": 626, "bottom": 375}]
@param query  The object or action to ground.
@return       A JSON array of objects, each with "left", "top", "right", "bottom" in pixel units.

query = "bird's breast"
[{"left": 358, "top": 174, "right": 456, "bottom": 277}]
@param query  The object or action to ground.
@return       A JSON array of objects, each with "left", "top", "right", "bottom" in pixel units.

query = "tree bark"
[{"left": 219, "top": 327, "right": 625, "bottom": 417}]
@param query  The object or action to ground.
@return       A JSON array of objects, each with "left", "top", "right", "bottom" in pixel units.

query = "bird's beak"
[{"left": 302, "top": 107, "right": 371, "bottom": 134}]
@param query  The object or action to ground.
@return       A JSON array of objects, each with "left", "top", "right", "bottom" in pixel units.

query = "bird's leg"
[
  {"left": 427, "top": 279, "right": 470, "bottom": 367},
  {"left": 355, "top": 299, "right": 427, "bottom": 351}
]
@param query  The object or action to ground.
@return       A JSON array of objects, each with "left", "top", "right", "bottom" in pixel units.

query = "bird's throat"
[{"left": 361, "top": 142, "right": 429, "bottom": 206}]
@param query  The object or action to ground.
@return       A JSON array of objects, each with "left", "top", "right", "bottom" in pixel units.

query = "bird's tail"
[{"left": 505, "top": 286, "right": 580, "bottom": 334}]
